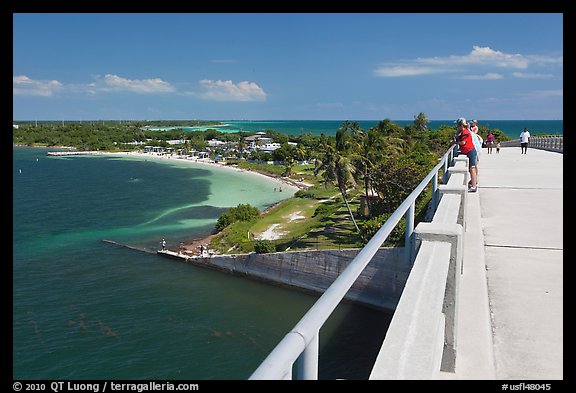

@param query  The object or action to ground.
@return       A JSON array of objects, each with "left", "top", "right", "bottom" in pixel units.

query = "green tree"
[
  {"left": 282, "top": 156, "right": 296, "bottom": 177},
  {"left": 314, "top": 138, "right": 360, "bottom": 232},
  {"left": 413, "top": 112, "right": 430, "bottom": 131},
  {"left": 254, "top": 240, "right": 276, "bottom": 254},
  {"left": 215, "top": 204, "right": 260, "bottom": 231}
]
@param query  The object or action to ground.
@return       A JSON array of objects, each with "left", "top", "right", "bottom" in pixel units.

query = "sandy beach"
[{"left": 105, "top": 151, "right": 310, "bottom": 191}]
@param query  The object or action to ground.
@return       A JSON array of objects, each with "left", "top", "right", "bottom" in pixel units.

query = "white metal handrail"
[{"left": 249, "top": 146, "right": 457, "bottom": 380}]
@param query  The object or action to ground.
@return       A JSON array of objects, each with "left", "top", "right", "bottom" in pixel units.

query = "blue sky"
[{"left": 13, "top": 13, "right": 563, "bottom": 120}]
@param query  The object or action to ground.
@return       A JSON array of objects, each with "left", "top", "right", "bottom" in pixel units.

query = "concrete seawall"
[{"left": 159, "top": 248, "right": 409, "bottom": 311}]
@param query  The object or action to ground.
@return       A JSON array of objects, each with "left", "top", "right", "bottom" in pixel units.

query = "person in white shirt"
[
  {"left": 470, "top": 120, "right": 483, "bottom": 186},
  {"left": 520, "top": 128, "right": 531, "bottom": 154}
]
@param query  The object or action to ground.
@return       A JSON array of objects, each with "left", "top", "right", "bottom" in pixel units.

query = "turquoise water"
[
  {"left": 148, "top": 119, "right": 563, "bottom": 138},
  {"left": 13, "top": 147, "right": 391, "bottom": 380}
]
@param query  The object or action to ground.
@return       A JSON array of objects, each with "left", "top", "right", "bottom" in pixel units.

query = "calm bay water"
[
  {"left": 151, "top": 119, "right": 563, "bottom": 138},
  {"left": 13, "top": 147, "right": 391, "bottom": 380}
]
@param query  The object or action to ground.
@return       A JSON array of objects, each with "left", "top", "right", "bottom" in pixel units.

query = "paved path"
[{"left": 456, "top": 146, "right": 563, "bottom": 380}]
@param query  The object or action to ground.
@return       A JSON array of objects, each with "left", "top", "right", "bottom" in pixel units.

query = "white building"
[
  {"left": 207, "top": 139, "right": 226, "bottom": 147},
  {"left": 245, "top": 133, "right": 273, "bottom": 150},
  {"left": 259, "top": 143, "right": 281, "bottom": 152}
]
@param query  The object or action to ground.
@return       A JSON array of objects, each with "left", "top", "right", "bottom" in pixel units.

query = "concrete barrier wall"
[
  {"left": 175, "top": 248, "right": 408, "bottom": 311},
  {"left": 370, "top": 154, "right": 467, "bottom": 379}
]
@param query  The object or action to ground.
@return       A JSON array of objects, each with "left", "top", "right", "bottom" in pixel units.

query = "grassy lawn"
[
  {"left": 210, "top": 182, "right": 365, "bottom": 254},
  {"left": 208, "top": 159, "right": 373, "bottom": 254},
  {"left": 290, "top": 196, "right": 364, "bottom": 251},
  {"left": 249, "top": 197, "right": 319, "bottom": 238}
]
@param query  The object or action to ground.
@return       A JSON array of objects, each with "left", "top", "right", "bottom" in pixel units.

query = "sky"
[{"left": 13, "top": 13, "right": 563, "bottom": 121}]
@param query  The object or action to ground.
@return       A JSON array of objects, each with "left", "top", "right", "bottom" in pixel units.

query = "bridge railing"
[
  {"left": 499, "top": 135, "right": 563, "bottom": 153},
  {"left": 369, "top": 156, "right": 469, "bottom": 379},
  {"left": 249, "top": 146, "right": 458, "bottom": 380},
  {"left": 530, "top": 135, "right": 563, "bottom": 153}
]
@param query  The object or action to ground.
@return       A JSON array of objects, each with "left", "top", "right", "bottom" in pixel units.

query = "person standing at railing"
[
  {"left": 470, "top": 120, "right": 483, "bottom": 182},
  {"left": 520, "top": 128, "right": 531, "bottom": 154},
  {"left": 453, "top": 117, "right": 478, "bottom": 192}
]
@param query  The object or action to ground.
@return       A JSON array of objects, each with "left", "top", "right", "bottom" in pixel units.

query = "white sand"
[
  {"left": 287, "top": 211, "right": 305, "bottom": 221},
  {"left": 104, "top": 151, "right": 301, "bottom": 192},
  {"left": 260, "top": 224, "right": 284, "bottom": 240}
]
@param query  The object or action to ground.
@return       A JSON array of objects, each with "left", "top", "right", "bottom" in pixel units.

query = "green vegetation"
[
  {"left": 14, "top": 116, "right": 513, "bottom": 254},
  {"left": 254, "top": 240, "right": 276, "bottom": 254},
  {"left": 12, "top": 120, "right": 221, "bottom": 151},
  {"left": 209, "top": 115, "right": 477, "bottom": 253},
  {"left": 215, "top": 204, "right": 259, "bottom": 231}
]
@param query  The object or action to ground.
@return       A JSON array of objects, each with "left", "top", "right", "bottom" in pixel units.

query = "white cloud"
[
  {"left": 519, "top": 89, "right": 563, "bottom": 100},
  {"left": 459, "top": 73, "right": 504, "bottom": 80},
  {"left": 13, "top": 74, "right": 175, "bottom": 96},
  {"left": 374, "top": 46, "right": 562, "bottom": 78},
  {"left": 99, "top": 74, "right": 175, "bottom": 93},
  {"left": 198, "top": 79, "right": 267, "bottom": 102},
  {"left": 13, "top": 75, "right": 63, "bottom": 96},
  {"left": 373, "top": 65, "right": 445, "bottom": 77},
  {"left": 420, "top": 46, "right": 529, "bottom": 68},
  {"left": 511, "top": 72, "right": 554, "bottom": 79}
]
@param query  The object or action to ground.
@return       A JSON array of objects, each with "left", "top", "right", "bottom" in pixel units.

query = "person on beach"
[
  {"left": 520, "top": 128, "right": 531, "bottom": 154},
  {"left": 453, "top": 117, "right": 478, "bottom": 192},
  {"left": 496, "top": 141, "right": 501, "bottom": 154}
]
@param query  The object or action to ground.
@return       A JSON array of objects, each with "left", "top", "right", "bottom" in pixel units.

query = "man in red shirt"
[{"left": 454, "top": 117, "right": 478, "bottom": 192}]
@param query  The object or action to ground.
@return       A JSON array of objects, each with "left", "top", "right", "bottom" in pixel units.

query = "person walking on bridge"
[
  {"left": 453, "top": 117, "right": 478, "bottom": 192},
  {"left": 520, "top": 128, "right": 531, "bottom": 154}
]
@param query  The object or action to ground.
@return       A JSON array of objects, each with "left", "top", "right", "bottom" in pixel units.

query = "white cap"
[{"left": 455, "top": 117, "right": 468, "bottom": 126}]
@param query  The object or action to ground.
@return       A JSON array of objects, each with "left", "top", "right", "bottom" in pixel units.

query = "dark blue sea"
[{"left": 13, "top": 147, "right": 391, "bottom": 380}]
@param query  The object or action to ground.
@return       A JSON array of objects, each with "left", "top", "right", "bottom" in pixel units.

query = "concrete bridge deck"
[{"left": 453, "top": 146, "right": 563, "bottom": 380}]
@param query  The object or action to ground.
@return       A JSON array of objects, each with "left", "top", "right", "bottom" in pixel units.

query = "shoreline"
[
  {"left": 106, "top": 152, "right": 307, "bottom": 254},
  {"left": 100, "top": 151, "right": 310, "bottom": 192},
  {"left": 38, "top": 148, "right": 310, "bottom": 254}
]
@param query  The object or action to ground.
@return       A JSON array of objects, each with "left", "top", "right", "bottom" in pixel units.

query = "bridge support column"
[{"left": 414, "top": 222, "right": 463, "bottom": 373}]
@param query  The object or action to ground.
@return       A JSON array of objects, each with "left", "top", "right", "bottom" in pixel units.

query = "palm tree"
[
  {"left": 237, "top": 135, "right": 247, "bottom": 155},
  {"left": 413, "top": 112, "right": 430, "bottom": 132},
  {"left": 315, "top": 138, "right": 360, "bottom": 232},
  {"left": 334, "top": 155, "right": 360, "bottom": 232},
  {"left": 345, "top": 124, "right": 408, "bottom": 218},
  {"left": 283, "top": 156, "right": 296, "bottom": 177},
  {"left": 295, "top": 145, "right": 309, "bottom": 163}
]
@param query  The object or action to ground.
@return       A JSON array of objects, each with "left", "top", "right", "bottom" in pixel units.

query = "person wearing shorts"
[
  {"left": 520, "top": 128, "right": 531, "bottom": 154},
  {"left": 454, "top": 117, "right": 478, "bottom": 192}
]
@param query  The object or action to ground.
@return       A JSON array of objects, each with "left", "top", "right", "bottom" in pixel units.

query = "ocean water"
[
  {"left": 149, "top": 119, "right": 563, "bottom": 138},
  {"left": 13, "top": 147, "right": 391, "bottom": 380}
]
